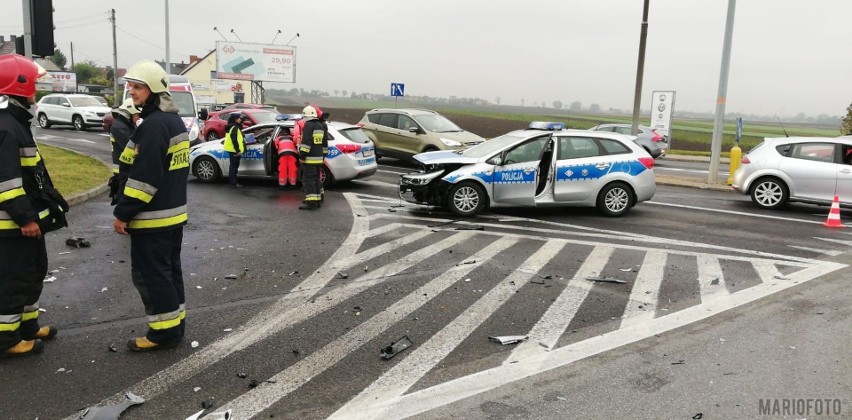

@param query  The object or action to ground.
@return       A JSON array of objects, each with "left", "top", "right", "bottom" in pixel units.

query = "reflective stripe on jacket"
[{"left": 298, "top": 119, "right": 327, "bottom": 165}]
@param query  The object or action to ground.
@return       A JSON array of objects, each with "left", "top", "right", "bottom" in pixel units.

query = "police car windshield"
[
  {"left": 461, "top": 133, "right": 528, "bottom": 158},
  {"left": 412, "top": 114, "right": 462, "bottom": 133},
  {"left": 250, "top": 111, "right": 280, "bottom": 123},
  {"left": 170, "top": 92, "right": 196, "bottom": 118}
]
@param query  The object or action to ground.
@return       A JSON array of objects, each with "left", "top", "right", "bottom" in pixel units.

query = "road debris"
[
  {"left": 191, "top": 341, "right": 199, "bottom": 348},
  {"left": 44, "top": 275, "right": 56, "bottom": 283},
  {"left": 204, "top": 410, "right": 232, "bottom": 420},
  {"left": 65, "top": 237, "right": 91, "bottom": 248},
  {"left": 98, "top": 287, "right": 108, "bottom": 293},
  {"left": 79, "top": 392, "right": 144, "bottom": 420},
  {"left": 201, "top": 400, "right": 214, "bottom": 410},
  {"left": 108, "top": 343, "right": 117, "bottom": 352},
  {"left": 288, "top": 271, "right": 298, "bottom": 276},
  {"left": 585, "top": 277, "right": 627, "bottom": 284},
  {"left": 336, "top": 271, "right": 349, "bottom": 279},
  {"left": 454, "top": 225, "right": 484, "bottom": 231},
  {"left": 710, "top": 277, "right": 720, "bottom": 285},
  {"left": 671, "top": 360, "right": 685, "bottom": 365},
  {"left": 185, "top": 409, "right": 205, "bottom": 420},
  {"left": 488, "top": 335, "right": 528, "bottom": 345},
  {"left": 693, "top": 414, "right": 703, "bottom": 419},
  {"left": 223, "top": 328, "right": 233, "bottom": 332},
  {"left": 380, "top": 335, "right": 413, "bottom": 360},
  {"left": 237, "top": 372, "right": 247, "bottom": 378},
  {"left": 193, "top": 387, "right": 201, "bottom": 392}
]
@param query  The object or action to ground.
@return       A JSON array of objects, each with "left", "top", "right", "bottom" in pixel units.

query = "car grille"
[{"left": 96, "top": 112, "right": 106, "bottom": 117}]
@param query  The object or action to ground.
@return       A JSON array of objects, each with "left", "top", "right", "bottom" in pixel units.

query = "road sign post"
[{"left": 391, "top": 82, "right": 404, "bottom": 107}]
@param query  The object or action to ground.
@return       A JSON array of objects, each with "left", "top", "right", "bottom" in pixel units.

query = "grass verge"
[{"left": 39, "top": 144, "right": 111, "bottom": 197}]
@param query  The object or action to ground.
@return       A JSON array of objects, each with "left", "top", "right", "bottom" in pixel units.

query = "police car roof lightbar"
[
  {"left": 528, "top": 121, "right": 564, "bottom": 131},
  {"left": 276, "top": 114, "right": 304, "bottom": 121}
]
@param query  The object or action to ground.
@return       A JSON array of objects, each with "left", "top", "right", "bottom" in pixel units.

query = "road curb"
[{"left": 655, "top": 174, "right": 733, "bottom": 192}]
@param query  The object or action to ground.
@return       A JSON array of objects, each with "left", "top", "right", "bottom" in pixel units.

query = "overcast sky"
[{"left": 2, "top": 0, "right": 850, "bottom": 116}]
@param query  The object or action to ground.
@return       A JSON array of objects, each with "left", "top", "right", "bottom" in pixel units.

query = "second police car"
[
  {"left": 399, "top": 122, "right": 656, "bottom": 217},
  {"left": 189, "top": 115, "right": 378, "bottom": 187}
]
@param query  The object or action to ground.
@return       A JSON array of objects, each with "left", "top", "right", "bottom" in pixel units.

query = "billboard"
[
  {"left": 215, "top": 41, "right": 296, "bottom": 83},
  {"left": 649, "top": 91, "right": 675, "bottom": 138},
  {"left": 40, "top": 71, "right": 77, "bottom": 92}
]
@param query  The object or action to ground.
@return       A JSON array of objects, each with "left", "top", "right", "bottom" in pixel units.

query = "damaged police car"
[{"left": 399, "top": 122, "right": 656, "bottom": 217}]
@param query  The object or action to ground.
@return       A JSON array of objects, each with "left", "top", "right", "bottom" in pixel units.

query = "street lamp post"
[
  {"left": 708, "top": 0, "right": 737, "bottom": 185},
  {"left": 630, "top": 0, "right": 650, "bottom": 136}
]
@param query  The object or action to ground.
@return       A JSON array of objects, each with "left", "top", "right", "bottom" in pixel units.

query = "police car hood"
[{"left": 413, "top": 150, "right": 481, "bottom": 166}]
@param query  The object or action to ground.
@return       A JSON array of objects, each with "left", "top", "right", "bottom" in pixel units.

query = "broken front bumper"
[{"left": 399, "top": 170, "right": 445, "bottom": 204}]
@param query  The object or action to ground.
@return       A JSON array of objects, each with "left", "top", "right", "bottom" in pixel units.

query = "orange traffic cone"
[{"left": 823, "top": 195, "right": 844, "bottom": 228}]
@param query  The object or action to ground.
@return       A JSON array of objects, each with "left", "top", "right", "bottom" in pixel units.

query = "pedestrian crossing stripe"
[{"left": 73, "top": 193, "right": 847, "bottom": 420}]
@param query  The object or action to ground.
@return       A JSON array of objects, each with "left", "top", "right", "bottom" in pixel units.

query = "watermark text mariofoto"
[{"left": 758, "top": 398, "right": 846, "bottom": 416}]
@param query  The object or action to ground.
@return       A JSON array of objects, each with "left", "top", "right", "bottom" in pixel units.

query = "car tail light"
[
  {"left": 741, "top": 156, "right": 750, "bottom": 164},
  {"left": 651, "top": 130, "right": 664, "bottom": 142},
  {"left": 639, "top": 157, "right": 655, "bottom": 169},
  {"left": 336, "top": 144, "right": 363, "bottom": 154}
]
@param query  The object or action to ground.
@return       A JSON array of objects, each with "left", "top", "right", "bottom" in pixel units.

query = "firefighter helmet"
[
  {"left": 121, "top": 98, "right": 140, "bottom": 115},
  {"left": 0, "top": 54, "right": 47, "bottom": 98},
  {"left": 303, "top": 105, "right": 318, "bottom": 119},
  {"left": 124, "top": 60, "right": 169, "bottom": 94}
]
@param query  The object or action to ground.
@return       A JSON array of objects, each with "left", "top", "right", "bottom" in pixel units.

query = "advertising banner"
[
  {"left": 650, "top": 91, "right": 676, "bottom": 139},
  {"left": 41, "top": 71, "right": 77, "bottom": 92},
  {"left": 215, "top": 41, "right": 296, "bottom": 83}
]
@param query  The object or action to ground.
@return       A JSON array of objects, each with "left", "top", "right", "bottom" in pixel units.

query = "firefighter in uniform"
[
  {"left": 113, "top": 60, "right": 190, "bottom": 352},
  {"left": 108, "top": 98, "right": 140, "bottom": 205},
  {"left": 223, "top": 112, "right": 245, "bottom": 188},
  {"left": 298, "top": 105, "right": 328, "bottom": 210},
  {"left": 0, "top": 55, "right": 68, "bottom": 357}
]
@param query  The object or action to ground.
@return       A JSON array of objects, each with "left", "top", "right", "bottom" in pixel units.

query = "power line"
[
  {"left": 115, "top": 25, "right": 192, "bottom": 57},
  {"left": 58, "top": 19, "right": 108, "bottom": 31},
  {"left": 53, "top": 12, "right": 108, "bottom": 24}
]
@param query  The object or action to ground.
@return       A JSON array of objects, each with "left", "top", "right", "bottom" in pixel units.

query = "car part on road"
[
  {"left": 380, "top": 335, "right": 413, "bottom": 359},
  {"left": 78, "top": 392, "right": 145, "bottom": 420},
  {"left": 488, "top": 335, "right": 528, "bottom": 345},
  {"left": 65, "top": 237, "right": 91, "bottom": 248},
  {"left": 585, "top": 277, "right": 627, "bottom": 284}
]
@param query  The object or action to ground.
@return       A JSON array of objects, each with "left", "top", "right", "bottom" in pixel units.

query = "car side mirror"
[
  {"left": 408, "top": 126, "right": 419, "bottom": 133},
  {"left": 198, "top": 109, "right": 208, "bottom": 120},
  {"left": 61, "top": 103, "right": 70, "bottom": 107}
]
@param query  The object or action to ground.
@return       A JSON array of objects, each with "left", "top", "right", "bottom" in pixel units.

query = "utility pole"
[
  {"left": 164, "top": 0, "right": 171, "bottom": 74},
  {"left": 21, "top": 0, "right": 33, "bottom": 57},
  {"left": 110, "top": 9, "right": 118, "bottom": 106},
  {"left": 630, "top": 0, "right": 650, "bottom": 135},
  {"left": 708, "top": 0, "right": 737, "bottom": 185},
  {"left": 70, "top": 41, "right": 76, "bottom": 92}
]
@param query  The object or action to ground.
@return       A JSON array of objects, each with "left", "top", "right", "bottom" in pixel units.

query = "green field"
[{"left": 40, "top": 144, "right": 111, "bottom": 197}]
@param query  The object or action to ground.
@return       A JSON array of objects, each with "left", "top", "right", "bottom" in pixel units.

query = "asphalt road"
[{"left": 3, "top": 129, "right": 849, "bottom": 419}]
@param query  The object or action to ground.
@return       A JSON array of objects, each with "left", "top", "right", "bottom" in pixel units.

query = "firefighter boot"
[
  {"left": 299, "top": 202, "right": 319, "bottom": 210},
  {"left": 127, "top": 336, "right": 181, "bottom": 352},
  {"left": 34, "top": 326, "right": 58, "bottom": 340},
  {"left": 1, "top": 339, "right": 44, "bottom": 358}
]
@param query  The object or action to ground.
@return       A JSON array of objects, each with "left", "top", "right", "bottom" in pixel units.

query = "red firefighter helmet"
[{"left": 0, "top": 54, "right": 47, "bottom": 98}]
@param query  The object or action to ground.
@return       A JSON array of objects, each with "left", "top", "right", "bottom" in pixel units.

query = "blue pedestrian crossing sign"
[{"left": 390, "top": 83, "right": 405, "bottom": 97}]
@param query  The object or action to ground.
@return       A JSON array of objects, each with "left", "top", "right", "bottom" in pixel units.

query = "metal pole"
[
  {"left": 708, "top": 0, "right": 737, "bottom": 185},
  {"left": 70, "top": 41, "right": 76, "bottom": 92},
  {"left": 164, "top": 0, "right": 171, "bottom": 74},
  {"left": 110, "top": 9, "right": 119, "bottom": 105},
  {"left": 21, "top": 0, "right": 33, "bottom": 57},
  {"left": 630, "top": 0, "right": 650, "bottom": 136}
]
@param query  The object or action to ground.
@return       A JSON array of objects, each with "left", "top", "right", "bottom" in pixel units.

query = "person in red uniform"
[
  {"left": 0, "top": 55, "right": 68, "bottom": 357},
  {"left": 274, "top": 132, "right": 298, "bottom": 189}
]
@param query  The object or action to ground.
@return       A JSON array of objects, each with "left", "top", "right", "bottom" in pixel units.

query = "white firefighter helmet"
[{"left": 124, "top": 60, "right": 169, "bottom": 94}]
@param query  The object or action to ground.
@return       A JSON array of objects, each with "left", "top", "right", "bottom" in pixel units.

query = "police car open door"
[{"left": 491, "top": 137, "right": 549, "bottom": 205}]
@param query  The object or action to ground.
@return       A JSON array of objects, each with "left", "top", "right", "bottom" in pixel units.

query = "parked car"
[
  {"left": 35, "top": 93, "right": 112, "bottom": 131},
  {"left": 399, "top": 122, "right": 656, "bottom": 217},
  {"left": 200, "top": 108, "right": 280, "bottom": 142},
  {"left": 358, "top": 108, "right": 485, "bottom": 160},
  {"left": 189, "top": 119, "right": 378, "bottom": 187},
  {"left": 589, "top": 123, "right": 668, "bottom": 158},
  {"left": 731, "top": 136, "right": 852, "bottom": 209}
]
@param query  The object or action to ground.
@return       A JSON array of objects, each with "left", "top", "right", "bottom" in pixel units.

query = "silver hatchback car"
[
  {"left": 399, "top": 122, "right": 656, "bottom": 217},
  {"left": 589, "top": 124, "right": 668, "bottom": 158},
  {"left": 732, "top": 136, "right": 852, "bottom": 209}
]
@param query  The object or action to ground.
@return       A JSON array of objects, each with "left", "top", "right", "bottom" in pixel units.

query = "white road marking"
[
  {"left": 329, "top": 240, "right": 563, "bottom": 420},
  {"left": 647, "top": 200, "right": 850, "bottom": 226},
  {"left": 508, "top": 246, "right": 612, "bottom": 361},
  {"left": 813, "top": 237, "right": 852, "bottom": 248},
  {"left": 620, "top": 250, "right": 667, "bottom": 328},
  {"left": 697, "top": 254, "right": 729, "bottom": 303},
  {"left": 209, "top": 237, "right": 517, "bottom": 419},
  {"left": 364, "top": 260, "right": 846, "bottom": 420},
  {"left": 786, "top": 245, "right": 843, "bottom": 257},
  {"left": 66, "top": 138, "right": 96, "bottom": 144}
]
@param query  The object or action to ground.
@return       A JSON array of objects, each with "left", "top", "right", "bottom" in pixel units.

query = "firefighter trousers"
[
  {"left": 0, "top": 236, "right": 48, "bottom": 351},
  {"left": 130, "top": 227, "right": 186, "bottom": 344},
  {"left": 301, "top": 163, "right": 322, "bottom": 202}
]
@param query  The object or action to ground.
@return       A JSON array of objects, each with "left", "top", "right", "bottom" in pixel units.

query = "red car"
[{"left": 200, "top": 108, "right": 281, "bottom": 142}]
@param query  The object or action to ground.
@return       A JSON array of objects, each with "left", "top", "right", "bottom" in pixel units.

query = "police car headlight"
[
  {"left": 189, "top": 125, "right": 199, "bottom": 141},
  {"left": 401, "top": 170, "right": 444, "bottom": 186},
  {"left": 84, "top": 111, "right": 95, "bottom": 116},
  {"left": 440, "top": 138, "right": 462, "bottom": 147}
]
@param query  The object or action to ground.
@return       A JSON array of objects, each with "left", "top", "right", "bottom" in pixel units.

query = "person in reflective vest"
[
  {"left": 113, "top": 60, "right": 190, "bottom": 352},
  {"left": 0, "top": 55, "right": 68, "bottom": 357},
  {"left": 275, "top": 133, "right": 298, "bottom": 189},
  {"left": 108, "top": 98, "right": 140, "bottom": 205},
  {"left": 298, "top": 105, "right": 328, "bottom": 210},
  {"left": 223, "top": 112, "right": 245, "bottom": 188}
]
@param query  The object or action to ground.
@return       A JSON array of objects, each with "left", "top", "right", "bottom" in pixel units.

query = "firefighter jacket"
[
  {"left": 110, "top": 115, "right": 135, "bottom": 174},
  {"left": 223, "top": 123, "right": 245, "bottom": 154},
  {"left": 298, "top": 119, "right": 329, "bottom": 165},
  {"left": 0, "top": 98, "right": 68, "bottom": 237},
  {"left": 275, "top": 135, "right": 297, "bottom": 157},
  {"left": 113, "top": 97, "right": 189, "bottom": 233}
]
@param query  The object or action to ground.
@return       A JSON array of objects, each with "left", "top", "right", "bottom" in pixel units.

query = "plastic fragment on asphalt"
[
  {"left": 380, "top": 335, "right": 413, "bottom": 360},
  {"left": 619, "top": 268, "right": 634, "bottom": 272},
  {"left": 237, "top": 372, "right": 247, "bottom": 378},
  {"left": 50, "top": 269, "right": 59, "bottom": 274},
  {"left": 223, "top": 328, "right": 233, "bottom": 332},
  {"left": 57, "top": 367, "right": 65, "bottom": 372},
  {"left": 693, "top": 413, "right": 703, "bottom": 419},
  {"left": 224, "top": 274, "right": 238, "bottom": 280},
  {"left": 585, "top": 277, "right": 627, "bottom": 284},
  {"left": 38, "top": 308, "right": 46, "bottom": 313},
  {"left": 108, "top": 343, "right": 117, "bottom": 352},
  {"left": 488, "top": 335, "right": 528, "bottom": 345},
  {"left": 671, "top": 360, "right": 685, "bottom": 365},
  {"left": 79, "top": 392, "right": 144, "bottom": 420},
  {"left": 99, "top": 287, "right": 108, "bottom": 293},
  {"left": 58, "top": 251, "right": 71, "bottom": 255},
  {"left": 193, "top": 387, "right": 201, "bottom": 392},
  {"left": 201, "top": 400, "right": 214, "bottom": 409},
  {"left": 336, "top": 271, "right": 349, "bottom": 279},
  {"left": 65, "top": 237, "right": 91, "bottom": 248},
  {"left": 205, "top": 410, "right": 232, "bottom": 420},
  {"left": 191, "top": 341, "right": 199, "bottom": 348},
  {"left": 458, "top": 260, "right": 476, "bottom": 265},
  {"left": 710, "top": 277, "right": 720, "bottom": 285},
  {"left": 196, "top": 285, "right": 202, "bottom": 289}
]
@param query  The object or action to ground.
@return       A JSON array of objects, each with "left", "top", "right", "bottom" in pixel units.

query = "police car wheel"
[
  {"left": 750, "top": 177, "right": 788, "bottom": 209},
  {"left": 448, "top": 182, "right": 486, "bottom": 217},
  {"left": 597, "top": 182, "right": 634, "bottom": 217},
  {"left": 320, "top": 166, "right": 333, "bottom": 188},
  {"left": 193, "top": 157, "right": 221, "bottom": 183}
]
